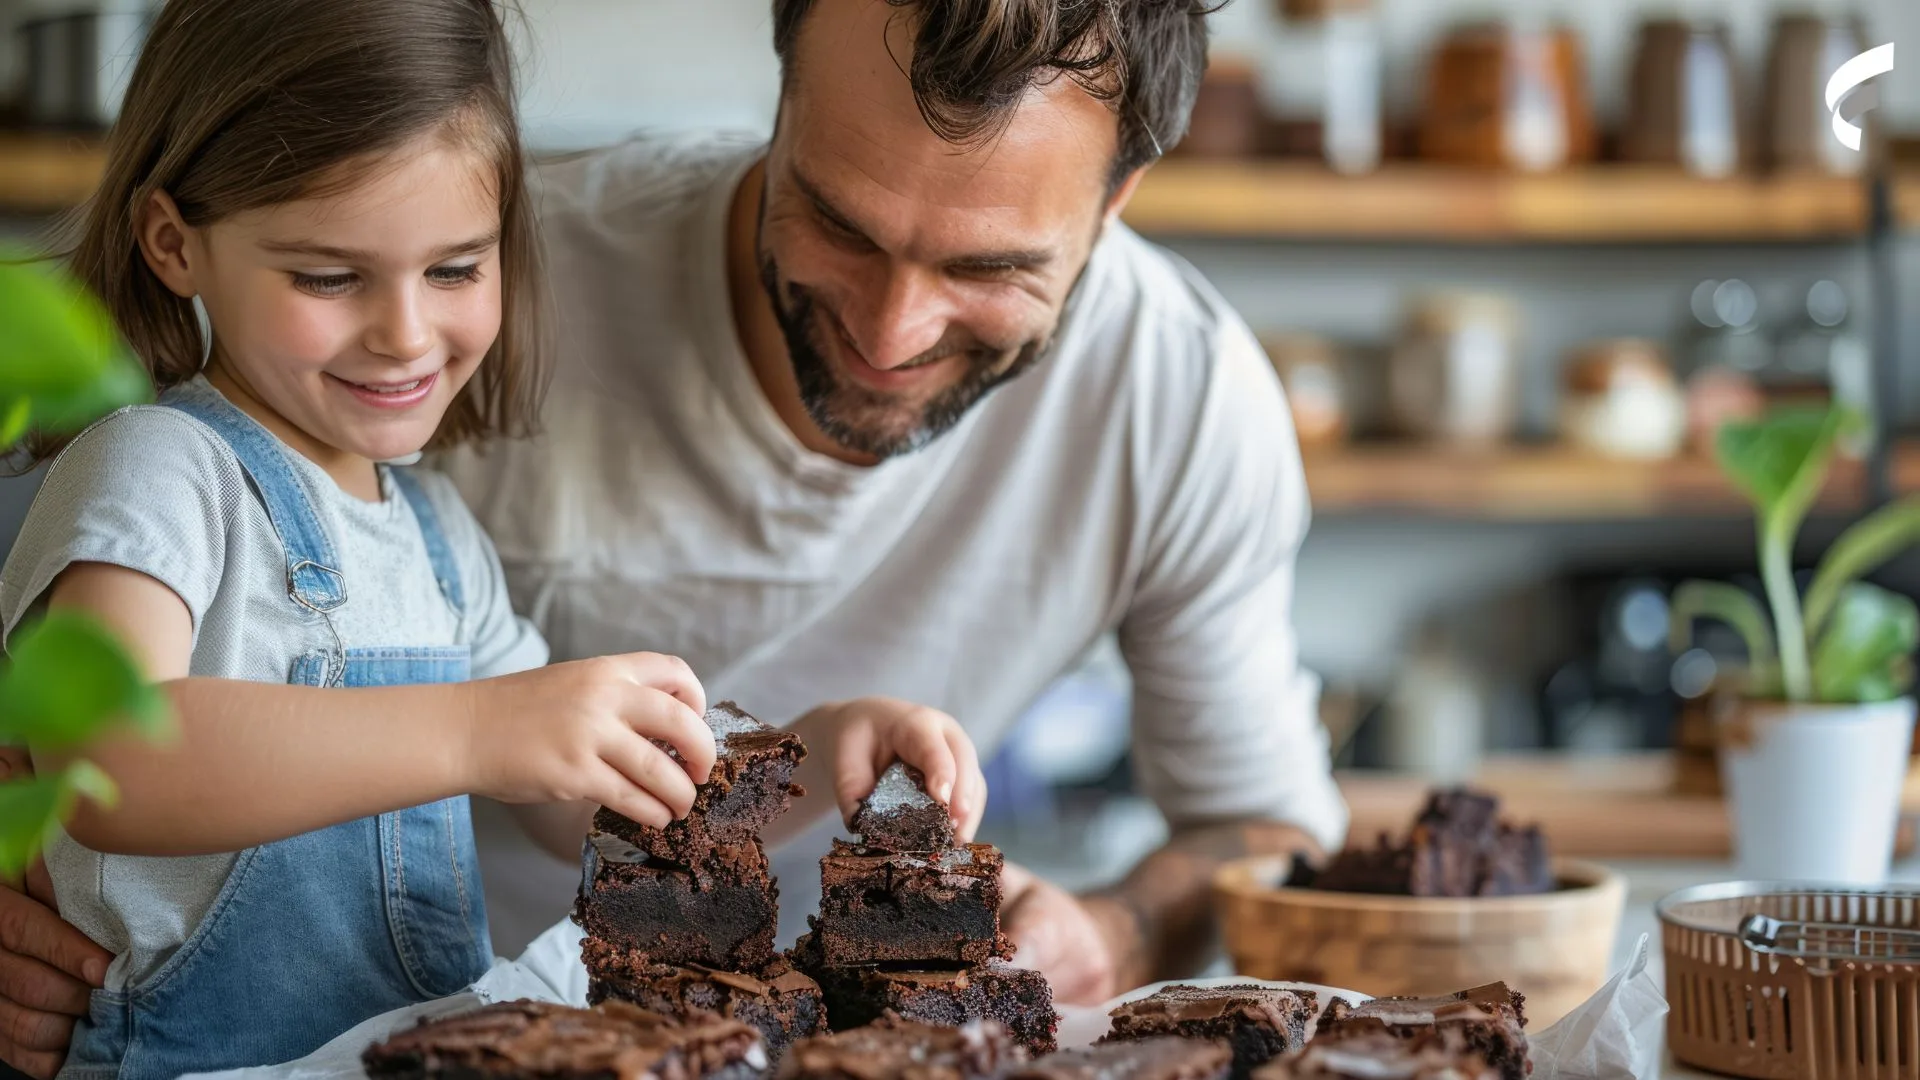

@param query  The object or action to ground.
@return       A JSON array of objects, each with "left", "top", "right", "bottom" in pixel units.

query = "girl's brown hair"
[{"left": 33, "top": 0, "right": 547, "bottom": 463}]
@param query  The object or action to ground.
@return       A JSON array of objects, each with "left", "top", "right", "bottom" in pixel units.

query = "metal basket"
[{"left": 1658, "top": 882, "right": 1920, "bottom": 1079}]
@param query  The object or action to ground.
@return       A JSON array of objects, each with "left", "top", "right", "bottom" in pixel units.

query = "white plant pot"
[{"left": 1717, "top": 697, "right": 1917, "bottom": 884}]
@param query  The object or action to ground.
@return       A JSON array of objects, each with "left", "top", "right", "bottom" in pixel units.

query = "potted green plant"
[
  {"left": 1671, "top": 406, "right": 1920, "bottom": 883},
  {"left": 0, "top": 255, "right": 169, "bottom": 882}
]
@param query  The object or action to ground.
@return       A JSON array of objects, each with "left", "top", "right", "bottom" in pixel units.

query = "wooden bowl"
[{"left": 1213, "top": 856, "right": 1625, "bottom": 1026}]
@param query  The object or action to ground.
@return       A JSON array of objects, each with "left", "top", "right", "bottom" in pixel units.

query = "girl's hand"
[
  {"left": 463, "top": 653, "right": 713, "bottom": 829},
  {"left": 809, "top": 697, "right": 986, "bottom": 842}
]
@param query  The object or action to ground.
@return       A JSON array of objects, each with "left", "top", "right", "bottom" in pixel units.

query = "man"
[{"left": 0, "top": 1, "right": 1345, "bottom": 1073}]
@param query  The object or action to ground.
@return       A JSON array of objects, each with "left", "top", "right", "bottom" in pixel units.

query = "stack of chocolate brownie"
[
  {"left": 1291, "top": 789, "right": 1553, "bottom": 898},
  {"left": 793, "top": 763, "right": 1060, "bottom": 1055},
  {"left": 575, "top": 702, "right": 821, "bottom": 1059}
]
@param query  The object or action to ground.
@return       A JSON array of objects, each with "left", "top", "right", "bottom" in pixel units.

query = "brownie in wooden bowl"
[
  {"left": 1103, "top": 985, "right": 1315, "bottom": 1080},
  {"left": 361, "top": 1000, "right": 766, "bottom": 1080}
]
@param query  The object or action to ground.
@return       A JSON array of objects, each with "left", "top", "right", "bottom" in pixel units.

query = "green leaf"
[
  {"left": 0, "top": 612, "right": 172, "bottom": 750},
  {"left": 1811, "top": 582, "right": 1920, "bottom": 703},
  {"left": 1806, "top": 496, "right": 1920, "bottom": 639},
  {"left": 1714, "top": 407, "right": 1853, "bottom": 514},
  {"left": 0, "top": 762, "right": 117, "bottom": 881},
  {"left": 1716, "top": 406, "right": 1856, "bottom": 701},
  {"left": 0, "top": 397, "right": 27, "bottom": 447},
  {"left": 1670, "top": 579, "right": 1777, "bottom": 668},
  {"left": 0, "top": 255, "right": 151, "bottom": 440}
]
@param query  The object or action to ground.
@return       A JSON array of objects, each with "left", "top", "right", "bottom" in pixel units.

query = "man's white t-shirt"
[{"left": 443, "top": 134, "right": 1347, "bottom": 951}]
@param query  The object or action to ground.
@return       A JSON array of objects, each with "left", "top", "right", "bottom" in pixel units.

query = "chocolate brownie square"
[
  {"left": 1310, "top": 790, "right": 1551, "bottom": 898},
  {"left": 852, "top": 762, "right": 955, "bottom": 852},
  {"left": 792, "top": 933, "right": 1056, "bottom": 1055},
  {"left": 778, "top": 1016, "right": 1023, "bottom": 1080},
  {"left": 815, "top": 840, "right": 1010, "bottom": 966},
  {"left": 583, "top": 938, "right": 823, "bottom": 1059},
  {"left": 1253, "top": 1028, "right": 1497, "bottom": 1080},
  {"left": 1103, "top": 985, "right": 1315, "bottom": 1080},
  {"left": 1315, "top": 983, "right": 1528, "bottom": 1080},
  {"left": 1011, "top": 1038, "right": 1231, "bottom": 1080},
  {"left": 361, "top": 999, "right": 767, "bottom": 1080},
  {"left": 595, "top": 701, "right": 807, "bottom": 865},
  {"left": 1408, "top": 792, "right": 1551, "bottom": 898},
  {"left": 576, "top": 837, "right": 778, "bottom": 969}
]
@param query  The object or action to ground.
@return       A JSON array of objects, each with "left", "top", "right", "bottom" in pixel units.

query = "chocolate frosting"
[
  {"left": 589, "top": 831, "right": 651, "bottom": 866},
  {"left": 365, "top": 1000, "right": 766, "bottom": 1080},
  {"left": 1014, "top": 1035, "right": 1230, "bottom": 1080},
  {"left": 1266, "top": 1027, "right": 1497, "bottom": 1080},
  {"left": 1340, "top": 983, "right": 1519, "bottom": 1028},
  {"left": 1109, "top": 984, "right": 1314, "bottom": 1031},
  {"left": 781, "top": 1017, "right": 1020, "bottom": 1080}
]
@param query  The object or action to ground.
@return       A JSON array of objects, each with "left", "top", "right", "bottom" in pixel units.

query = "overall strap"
[
  {"left": 386, "top": 467, "right": 467, "bottom": 618},
  {"left": 158, "top": 384, "right": 347, "bottom": 615}
]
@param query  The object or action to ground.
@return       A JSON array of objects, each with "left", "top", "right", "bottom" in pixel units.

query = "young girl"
[{"left": 0, "top": 2, "right": 721, "bottom": 1076}]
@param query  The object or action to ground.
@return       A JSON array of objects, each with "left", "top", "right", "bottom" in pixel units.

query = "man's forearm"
[{"left": 1083, "top": 819, "right": 1321, "bottom": 988}]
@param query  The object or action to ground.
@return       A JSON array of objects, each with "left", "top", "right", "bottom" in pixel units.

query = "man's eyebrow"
[
  {"left": 792, "top": 170, "right": 1053, "bottom": 271},
  {"left": 945, "top": 247, "right": 1054, "bottom": 272},
  {"left": 257, "top": 230, "right": 500, "bottom": 263}
]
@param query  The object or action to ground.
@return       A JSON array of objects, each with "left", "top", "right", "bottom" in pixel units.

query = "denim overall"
[{"left": 63, "top": 383, "right": 492, "bottom": 1080}]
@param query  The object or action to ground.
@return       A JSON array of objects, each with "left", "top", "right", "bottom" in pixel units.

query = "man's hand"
[
  {"left": 0, "top": 860, "right": 109, "bottom": 1079},
  {"left": 1000, "top": 861, "right": 1138, "bottom": 1005},
  {"left": 782, "top": 698, "right": 986, "bottom": 844}
]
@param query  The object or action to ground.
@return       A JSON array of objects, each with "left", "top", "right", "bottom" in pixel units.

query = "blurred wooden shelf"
[
  {"left": 0, "top": 133, "right": 105, "bottom": 213},
  {"left": 1126, "top": 161, "right": 1920, "bottom": 242},
  {"left": 1303, "top": 442, "right": 1920, "bottom": 519},
  {"left": 1338, "top": 752, "right": 1920, "bottom": 859}
]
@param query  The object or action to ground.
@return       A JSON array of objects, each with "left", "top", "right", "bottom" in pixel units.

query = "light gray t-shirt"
[
  {"left": 444, "top": 134, "right": 1348, "bottom": 952},
  {"left": 0, "top": 377, "right": 548, "bottom": 989}
]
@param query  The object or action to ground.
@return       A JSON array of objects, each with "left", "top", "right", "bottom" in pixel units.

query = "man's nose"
[
  {"left": 365, "top": 285, "right": 434, "bottom": 363},
  {"left": 841, "top": 264, "right": 951, "bottom": 371}
]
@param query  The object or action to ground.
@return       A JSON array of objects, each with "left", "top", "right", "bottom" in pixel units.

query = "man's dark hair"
[{"left": 771, "top": 0, "right": 1223, "bottom": 189}]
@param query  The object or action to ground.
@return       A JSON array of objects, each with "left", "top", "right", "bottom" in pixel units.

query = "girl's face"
[{"left": 152, "top": 134, "right": 502, "bottom": 481}]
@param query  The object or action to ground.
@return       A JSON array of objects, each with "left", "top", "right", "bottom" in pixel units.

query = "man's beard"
[{"left": 757, "top": 251, "right": 1046, "bottom": 460}]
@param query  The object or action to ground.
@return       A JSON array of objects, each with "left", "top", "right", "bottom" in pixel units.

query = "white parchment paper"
[{"left": 184, "top": 926, "right": 1669, "bottom": 1080}]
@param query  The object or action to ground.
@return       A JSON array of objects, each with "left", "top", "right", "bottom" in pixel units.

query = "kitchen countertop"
[{"left": 1600, "top": 857, "right": 1920, "bottom": 1079}]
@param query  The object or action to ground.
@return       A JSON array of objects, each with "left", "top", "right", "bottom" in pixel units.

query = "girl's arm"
[
  {"left": 34, "top": 563, "right": 717, "bottom": 857},
  {"left": 507, "top": 800, "right": 598, "bottom": 862}
]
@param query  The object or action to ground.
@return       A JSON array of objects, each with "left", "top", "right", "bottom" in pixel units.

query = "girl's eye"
[
  {"left": 429, "top": 264, "right": 484, "bottom": 287},
  {"left": 291, "top": 271, "right": 358, "bottom": 297}
]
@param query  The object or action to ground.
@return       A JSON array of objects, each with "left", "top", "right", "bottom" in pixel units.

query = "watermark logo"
[{"left": 1826, "top": 42, "right": 1895, "bottom": 151}]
